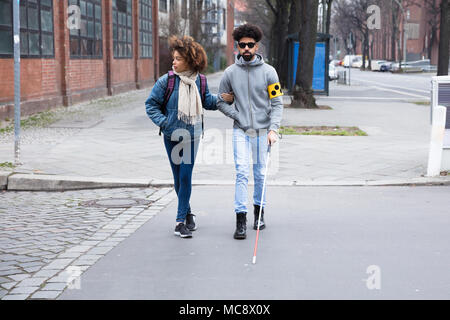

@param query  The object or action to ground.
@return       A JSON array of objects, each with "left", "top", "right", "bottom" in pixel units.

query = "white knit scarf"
[{"left": 172, "top": 67, "right": 203, "bottom": 125}]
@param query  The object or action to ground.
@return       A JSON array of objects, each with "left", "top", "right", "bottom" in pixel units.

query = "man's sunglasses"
[{"left": 238, "top": 42, "right": 256, "bottom": 49}]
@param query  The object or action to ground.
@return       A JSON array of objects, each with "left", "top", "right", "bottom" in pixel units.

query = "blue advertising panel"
[{"left": 292, "top": 42, "right": 326, "bottom": 92}]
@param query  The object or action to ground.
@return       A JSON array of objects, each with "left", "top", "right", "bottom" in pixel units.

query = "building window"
[
  {"left": 139, "top": 0, "right": 152, "bottom": 58},
  {"left": 0, "top": 0, "right": 54, "bottom": 58},
  {"left": 222, "top": 8, "right": 226, "bottom": 30},
  {"left": 159, "top": 0, "right": 167, "bottom": 12},
  {"left": 69, "top": 0, "right": 102, "bottom": 58},
  {"left": 113, "top": 0, "right": 132, "bottom": 58}
]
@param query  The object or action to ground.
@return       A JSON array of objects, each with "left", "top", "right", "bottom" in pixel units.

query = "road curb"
[
  {"left": 6, "top": 174, "right": 151, "bottom": 191},
  {"left": 2, "top": 173, "right": 450, "bottom": 191},
  {"left": 0, "top": 171, "right": 13, "bottom": 190}
]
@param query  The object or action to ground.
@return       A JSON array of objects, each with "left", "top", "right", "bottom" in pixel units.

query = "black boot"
[
  {"left": 253, "top": 205, "right": 265, "bottom": 230},
  {"left": 233, "top": 212, "right": 247, "bottom": 239}
]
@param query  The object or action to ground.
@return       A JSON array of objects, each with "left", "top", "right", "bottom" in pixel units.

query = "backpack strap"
[
  {"left": 199, "top": 73, "right": 207, "bottom": 102},
  {"left": 199, "top": 74, "right": 207, "bottom": 138},
  {"left": 159, "top": 71, "right": 176, "bottom": 136}
]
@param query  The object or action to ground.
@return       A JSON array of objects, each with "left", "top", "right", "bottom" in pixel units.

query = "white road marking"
[
  {"left": 354, "top": 78, "right": 430, "bottom": 94},
  {"left": 317, "top": 96, "right": 429, "bottom": 101},
  {"left": 369, "top": 85, "right": 430, "bottom": 99}
]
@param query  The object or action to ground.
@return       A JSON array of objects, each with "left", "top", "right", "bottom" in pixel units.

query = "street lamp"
[
  {"left": 394, "top": 0, "right": 407, "bottom": 66},
  {"left": 13, "top": 0, "right": 21, "bottom": 165}
]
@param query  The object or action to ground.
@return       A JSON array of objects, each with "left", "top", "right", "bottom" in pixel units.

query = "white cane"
[{"left": 252, "top": 144, "right": 272, "bottom": 264}]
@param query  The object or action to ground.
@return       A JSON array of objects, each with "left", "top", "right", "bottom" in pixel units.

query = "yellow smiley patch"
[{"left": 267, "top": 82, "right": 283, "bottom": 99}]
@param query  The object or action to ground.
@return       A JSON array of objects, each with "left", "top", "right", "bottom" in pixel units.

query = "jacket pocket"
[
  {"left": 233, "top": 109, "right": 249, "bottom": 129},
  {"left": 254, "top": 109, "right": 271, "bottom": 128}
]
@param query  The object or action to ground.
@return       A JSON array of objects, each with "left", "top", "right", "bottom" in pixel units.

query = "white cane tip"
[{"left": 252, "top": 257, "right": 256, "bottom": 264}]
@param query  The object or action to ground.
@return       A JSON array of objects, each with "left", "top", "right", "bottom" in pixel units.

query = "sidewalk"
[{"left": 1, "top": 72, "right": 449, "bottom": 190}]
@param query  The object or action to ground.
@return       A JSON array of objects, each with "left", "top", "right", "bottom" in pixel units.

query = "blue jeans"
[
  {"left": 233, "top": 128, "right": 268, "bottom": 214},
  {"left": 164, "top": 135, "right": 199, "bottom": 222}
]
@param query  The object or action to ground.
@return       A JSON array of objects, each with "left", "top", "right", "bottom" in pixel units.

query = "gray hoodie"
[{"left": 217, "top": 54, "right": 283, "bottom": 133}]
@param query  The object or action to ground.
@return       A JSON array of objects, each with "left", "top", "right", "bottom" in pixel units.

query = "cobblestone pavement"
[{"left": 0, "top": 187, "right": 176, "bottom": 300}]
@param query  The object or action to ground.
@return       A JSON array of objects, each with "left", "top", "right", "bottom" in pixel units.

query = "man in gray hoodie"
[{"left": 217, "top": 24, "right": 284, "bottom": 239}]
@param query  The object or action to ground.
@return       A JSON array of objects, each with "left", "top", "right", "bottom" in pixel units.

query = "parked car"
[
  {"left": 351, "top": 56, "right": 369, "bottom": 68},
  {"left": 389, "top": 59, "right": 436, "bottom": 73},
  {"left": 329, "top": 62, "right": 339, "bottom": 81},
  {"left": 389, "top": 62, "right": 401, "bottom": 72},
  {"left": 329, "top": 59, "right": 341, "bottom": 67},
  {"left": 371, "top": 60, "right": 387, "bottom": 71},
  {"left": 379, "top": 61, "right": 393, "bottom": 72},
  {"left": 422, "top": 65, "right": 437, "bottom": 72}
]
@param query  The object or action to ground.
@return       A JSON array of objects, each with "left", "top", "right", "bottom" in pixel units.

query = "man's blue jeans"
[
  {"left": 164, "top": 135, "right": 199, "bottom": 222},
  {"left": 233, "top": 128, "right": 268, "bottom": 214}
]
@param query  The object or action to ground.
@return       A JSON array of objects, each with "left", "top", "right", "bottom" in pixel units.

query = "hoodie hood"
[{"left": 235, "top": 53, "right": 265, "bottom": 67}]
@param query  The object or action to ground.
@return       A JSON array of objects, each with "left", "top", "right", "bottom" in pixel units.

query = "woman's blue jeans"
[{"left": 164, "top": 135, "right": 200, "bottom": 222}]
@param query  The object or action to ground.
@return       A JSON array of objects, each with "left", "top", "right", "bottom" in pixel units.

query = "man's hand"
[{"left": 268, "top": 130, "right": 278, "bottom": 146}]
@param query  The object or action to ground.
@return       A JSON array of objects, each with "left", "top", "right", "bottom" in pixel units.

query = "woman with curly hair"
[{"left": 145, "top": 36, "right": 233, "bottom": 238}]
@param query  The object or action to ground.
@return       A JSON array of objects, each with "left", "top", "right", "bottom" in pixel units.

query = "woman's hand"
[{"left": 221, "top": 92, "right": 234, "bottom": 103}]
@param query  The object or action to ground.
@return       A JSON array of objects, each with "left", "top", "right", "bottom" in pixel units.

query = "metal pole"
[
  {"left": 13, "top": 0, "right": 21, "bottom": 166},
  {"left": 403, "top": 15, "right": 407, "bottom": 64},
  {"left": 348, "top": 33, "right": 352, "bottom": 86}
]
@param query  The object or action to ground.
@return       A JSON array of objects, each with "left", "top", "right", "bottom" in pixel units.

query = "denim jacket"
[{"left": 145, "top": 73, "right": 218, "bottom": 141}]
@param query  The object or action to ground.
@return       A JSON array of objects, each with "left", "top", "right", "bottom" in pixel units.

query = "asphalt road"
[
  {"left": 325, "top": 68, "right": 433, "bottom": 102},
  {"left": 59, "top": 185, "right": 450, "bottom": 300}
]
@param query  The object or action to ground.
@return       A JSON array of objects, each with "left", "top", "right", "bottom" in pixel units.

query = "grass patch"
[
  {"left": 412, "top": 101, "right": 430, "bottom": 106},
  {"left": 0, "top": 162, "right": 15, "bottom": 170},
  {"left": 280, "top": 125, "right": 368, "bottom": 136},
  {"left": 0, "top": 110, "right": 59, "bottom": 134}
]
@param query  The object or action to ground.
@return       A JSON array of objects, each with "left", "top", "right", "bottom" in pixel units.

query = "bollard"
[{"left": 426, "top": 106, "right": 447, "bottom": 176}]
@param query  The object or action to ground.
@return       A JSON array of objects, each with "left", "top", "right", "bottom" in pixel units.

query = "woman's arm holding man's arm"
[
  {"left": 145, "top": 75, "right": 168, "bottom": 128},
  {"left": 216, "top": 72, "right": 238, "bottom": 119}
]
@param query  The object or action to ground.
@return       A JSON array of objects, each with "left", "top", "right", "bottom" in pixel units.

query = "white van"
[{"left": 343, "top": 55, "right": 356, "bottom": 68}]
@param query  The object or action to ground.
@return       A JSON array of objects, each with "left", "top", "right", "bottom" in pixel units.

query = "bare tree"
[
  {"left": 409, "top": 0, "right": 441, "bottom": 60},
  {"left": 159, "top": 2, "right": 189, "bottom": 38},
  {"left": 189, "top": 0, "right": 204, "bottom": 42},
  {"left": 438, "top": 0, "right": 449, "bottom": 75},
  {"left": 291, "top": 0, "right": 320, "bottom": 108},
  {"left": 265, "top": 0, "right": 291, "bottom": 73},
  {"left": 236, "top": 0, "right": 274, "bottom": 60}
]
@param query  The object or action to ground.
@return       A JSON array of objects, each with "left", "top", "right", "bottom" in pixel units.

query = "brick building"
[
  {"left": 0, "top": 0, "right": 159, "bottom": 120},
  {"left": 157, "top": 0, "right": 235, "bottom": 76},
  {"left": 353, "top": 0, "right": 444, "bottom": 64}
]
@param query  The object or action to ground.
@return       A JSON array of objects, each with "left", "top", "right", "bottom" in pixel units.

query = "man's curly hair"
[
  {"left": 232, "top": 23, "right": 263, "bottom": 42},
  {"left": 169, "top": 35, "right": 207, "bottom": 72}
]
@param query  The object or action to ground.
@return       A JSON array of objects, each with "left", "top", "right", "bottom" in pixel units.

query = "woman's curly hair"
[
  {"left": 169, "top": 35, "right": 207, "bottom": 72},
  {"left": 232, "top": 24, "right": 263, "bottom": 42}
]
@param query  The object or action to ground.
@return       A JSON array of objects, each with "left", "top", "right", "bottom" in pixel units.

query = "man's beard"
[{"left": 242, "top": 52, "right": 254, "bottom": 61}]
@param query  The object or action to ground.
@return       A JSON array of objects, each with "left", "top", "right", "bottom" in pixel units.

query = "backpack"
[{"left": 159, "top": 70, "right": 207, "bottom": 136}]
